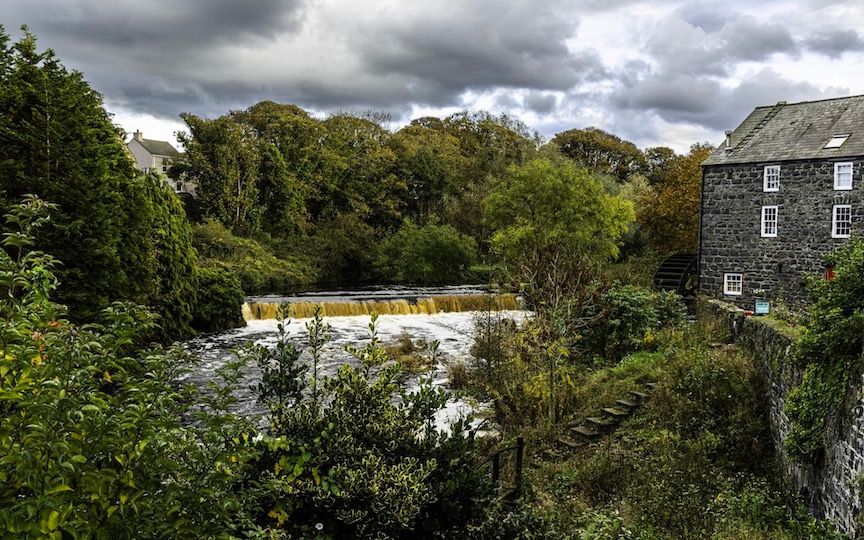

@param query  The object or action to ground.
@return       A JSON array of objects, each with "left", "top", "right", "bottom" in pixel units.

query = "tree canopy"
[
  {"left": 484, "top": 156, "right": 635, "bottom": 265},
  {"left": 0, "top": 27, "right": 202, "bottom": 339}
]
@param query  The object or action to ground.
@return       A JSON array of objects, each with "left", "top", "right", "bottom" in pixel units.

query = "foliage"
[
  {"left": 192, "top": 219, "right": 313, "bottom": 294},
  {"left": 309, "top": 212, "right": 380, "bottom": 285},
  {"left": 0, "top": 197, "right": 261, "bottom": 537},
  {"left": 515, "top": 321, "right": 843, "bottom": 539},
  {"left": 192, "top": 264, "right": 245, "bottom": 333},
  {"left": 0, "top": 28, "right": 199, "bottom": 338},
  {"left": 484, "top": 157, "right": 634, "bottom": 267},
  {"left": 552, "top": 127, "right": 647, "bottom": 182},
  {"left": 634, "top": 143, "right": 714, "bottom": 254},
  {"left": 246, "top": 313, "right": 494, "bottom": 538},
  {"left": 785, "top": 239, "right": 864, "bottom": 463},
  {"left": 586, "top": 284, "right": 685, "bottom": 361},
  {"left": 376, "top": 220, "right": 478, "bottom": 285}
]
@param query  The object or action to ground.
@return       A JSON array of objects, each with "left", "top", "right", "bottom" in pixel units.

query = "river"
[{"left": 182, "top": 287, "right": 528, "bottom": 431}]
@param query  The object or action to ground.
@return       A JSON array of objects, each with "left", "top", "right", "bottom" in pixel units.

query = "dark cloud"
[
  {"left": 804, "top": 29, "right": 864, "bottom": 58},
  {"left": 614, "top": 68, "right": 846, "bottom": 131},
  {"left": 2, "top": 0, "right": 863, "bottom": 148},
  {"left": 3, "top": 0, "right": 305, "bottom": 47},
  {"left": 353, "top": 1, "right": 596, "bottom": 97}
]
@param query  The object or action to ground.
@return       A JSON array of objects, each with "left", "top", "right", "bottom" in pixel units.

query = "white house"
[{"left": 126, "top": 131, "right": 194, "bottom": 194}]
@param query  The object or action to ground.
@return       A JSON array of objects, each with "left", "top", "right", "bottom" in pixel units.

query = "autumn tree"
[
  {"left": 552, "top": 127, "right": 646, "bottom": 182},
  {"left": 636, "top": 143, "right": 714, "bottom": 253}
]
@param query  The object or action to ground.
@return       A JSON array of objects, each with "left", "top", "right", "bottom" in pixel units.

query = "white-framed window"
[
  {"left": 835, "top": 162, "right": 853, "bottom": 190},
  {"left": 761, "top": 206, "right": 778, "bottom": 237},
  {"left": 832, "top": 204, "right": 852, "bottom": 238},
  {"left": 723, "top": 273, "right": 743, "bottom": 296},
  {"left": 763, "top": 165, "right": 780, "bottom": 191}
]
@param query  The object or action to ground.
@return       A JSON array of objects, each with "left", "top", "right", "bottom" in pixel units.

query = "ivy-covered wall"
[{"left": 701, "top": 298, "right": 864, "bottom": 536}]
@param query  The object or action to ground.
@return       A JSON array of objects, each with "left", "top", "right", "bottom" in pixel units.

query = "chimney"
[
  {"left": 133, "top": 130, "right": 143, "bottom": 142},
  {"left": 724, "top": 130, "right": 733, "bottom": 152}
]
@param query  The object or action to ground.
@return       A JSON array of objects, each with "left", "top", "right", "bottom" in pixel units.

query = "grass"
[{"left": 493, "top": 316, "right": 846, "bottom": 539}]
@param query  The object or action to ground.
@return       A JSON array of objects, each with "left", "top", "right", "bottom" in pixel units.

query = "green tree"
[
  {"left": 484, "top": 156, "right": 635, "bottom": 266},
  {"left": 0, "top": 27, "right": 198, "bottom": 337},
  {"left": 552, "top": 127, "right": 647, "bottom": 182},
  {"left": 176, "top": 113, "right": 262, "bottom": 235},
  {"left": 376, "top": 221, "right": 477, "bottom": 285},
  {"left": 390, "top": 125, "right": 466, "bottom": 220}
]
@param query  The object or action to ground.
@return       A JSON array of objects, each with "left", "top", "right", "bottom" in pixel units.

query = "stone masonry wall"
[
  {"left": 702, "top": 298, "right": 864, "bottom": 536},
  {"left": 699, "top": 159, "right": 864, "bottom": 307}
]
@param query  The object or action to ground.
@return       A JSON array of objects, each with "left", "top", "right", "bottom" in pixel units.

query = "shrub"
[
  {"left": 376, "top": 220, "right": 478, "bottom": 285},
  {"left": 786, "top": 238, "right": 864, "bottom": 462},
  {"left": 192, "top": 264, "right": 245, "bottom": 333},
  {"left": 244, "top": 312, "right": 494, "bottom": 537},
  {"left": 192, "top": 219, "right": 313, "bottom": 294},
  {"left": 0, "top": 198, "right": 256, "bottom": 538},
  {"left": 587, "top": 283, "right": 685, "bottom": 361}
]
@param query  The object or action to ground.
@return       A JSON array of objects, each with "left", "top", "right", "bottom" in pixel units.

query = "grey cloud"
[
  {"left": 804, "top": 29, "right": 864, "bottom": 58},
  {"left": 523, "top": 92, "right": 559, "bottom": 114},
  {"left": 676, "top": 2, "right": 737, "bottom": 32},
  {"left": 2, "top": 0, "right": 305, "bottom": 47},
  {"left": 614, "top": 68, "right": 846, "bottom": 131},
  {"left": 355, "top": 1, "right": 597, "bottom": 96},
  {"left": 718, "top": 16, "right": 798, "bottom": 62}
]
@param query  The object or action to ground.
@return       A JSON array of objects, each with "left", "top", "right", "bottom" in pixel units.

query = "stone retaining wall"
[{"left": 701, "top": 298, "right": 864, "bottom": 536}]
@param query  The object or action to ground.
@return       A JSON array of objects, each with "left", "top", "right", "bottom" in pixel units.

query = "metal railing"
[{"left": 479, "top": 436, "right": 524, "bottom": 501}]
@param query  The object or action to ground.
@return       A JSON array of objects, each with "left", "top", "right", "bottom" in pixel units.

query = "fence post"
[
  {"left": 491, "top": 453, "right": 500, "bottom": 487},
  {"left": 514, "top": 437, "right": 524, "bottom": 496}
]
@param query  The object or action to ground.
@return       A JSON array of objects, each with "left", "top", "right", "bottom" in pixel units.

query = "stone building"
[
  {"left": 699, "top": 95, "right": 864, "bottom": 307},
  {"left": 125, "top": 131, "right": 195, "bottom": 194}
]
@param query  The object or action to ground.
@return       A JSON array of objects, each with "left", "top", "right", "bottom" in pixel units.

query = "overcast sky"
[{"left": 2, "top": 0, "right": 863, "bottom": 152}]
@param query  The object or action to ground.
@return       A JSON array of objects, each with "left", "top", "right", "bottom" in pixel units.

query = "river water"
[{"left": 182, "top": 287, "right": 528, "bottom": 431}]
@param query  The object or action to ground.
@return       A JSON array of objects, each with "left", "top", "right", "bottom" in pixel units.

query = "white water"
[{"left": 183, "top": 310, "right": 529, "bottom": 431}]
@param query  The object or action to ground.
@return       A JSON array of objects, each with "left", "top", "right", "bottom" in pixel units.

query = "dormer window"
[{"left": 825, "top": 134, "right": 850, "bottom": 149}]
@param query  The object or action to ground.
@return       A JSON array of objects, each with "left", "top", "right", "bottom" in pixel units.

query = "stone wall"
[
  {"left": 701, "top": 298, "right": 864, "bottom": 536},
  {"left": 699, "top": 159, "right": 863, "bottom": 307}
]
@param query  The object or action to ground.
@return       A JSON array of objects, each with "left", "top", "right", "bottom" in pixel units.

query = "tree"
[
  {"left": 635, "top": 143, "right": 714, "bottom": 253},
  {"left": 484, "top": 156, "right": 635, "bottom": 266},
  {"left": 0, "top": 27, "right": 198, "bottom": 337},
  {"left": 376, "top": 221, "right": 477, "bottom": 285},
  {"left": 552, "top": 127, "right": 646, "bottom": 182},
  {"left": 390, "top": 125, "right": 466, "bottom": 220},
  {"left": 176, "top": 113, "right": 262, "bottom": 235}
]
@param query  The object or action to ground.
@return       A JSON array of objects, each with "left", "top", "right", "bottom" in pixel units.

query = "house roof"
[
  {"left": 135, "top": 138, "right": 181, "bottom": 157},
  {"left": 703, "top": 95, "right": 864, "bottom": 166}
]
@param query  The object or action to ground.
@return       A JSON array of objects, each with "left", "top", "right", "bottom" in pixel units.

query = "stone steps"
[{"left": 557, "top": 381, "right": 657, "bottom": 449}]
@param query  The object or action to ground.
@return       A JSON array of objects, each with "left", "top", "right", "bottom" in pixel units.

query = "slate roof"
[
  {"left": 703, "top": 95, "right": 864, "bottom": 166},
  {"left": 136, "top": 138, "right": 180, "bottom": 157}
]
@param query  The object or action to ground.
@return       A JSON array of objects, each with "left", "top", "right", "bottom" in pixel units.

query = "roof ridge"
[{"left": 755, "top": 94, "right": 864, "bottom": 109}]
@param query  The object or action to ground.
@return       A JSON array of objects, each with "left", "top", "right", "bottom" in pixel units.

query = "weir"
[{"left": 242, "top": 293, "right": 522, "bottom": 321}]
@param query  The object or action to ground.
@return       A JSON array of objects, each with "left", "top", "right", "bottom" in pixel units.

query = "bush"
[
  {"left": 587, "top": 283, "right": 685, "bottom": 361},
  {"left": 192, "top": 264, "right": 245, "bottom": 333},
  {"left": 0, "top": 198, "right": 256, "bottom": 538},
  {"left": 376, "top": 220, "right": 478, "bottom": 285},
  {"left": 786, "top": 238, "right": 864, "bottom": 462},
  {"left": 242, "top": 311, "right": 494, "bottom": 537},
  {"left": 192, "top": 219, "right": 313, "bottom": 294}
]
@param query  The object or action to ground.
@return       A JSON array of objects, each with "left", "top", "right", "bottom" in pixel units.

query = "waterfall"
[{"left": 242, "top": 293, "right": 522, "bottom": 321}]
